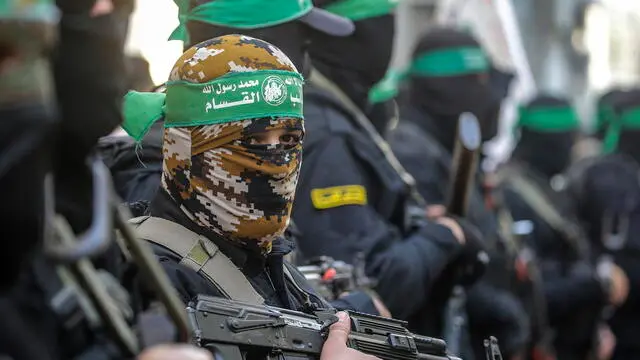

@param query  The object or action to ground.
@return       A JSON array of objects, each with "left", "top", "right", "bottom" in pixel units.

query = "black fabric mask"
[
  {"left": 576, "top": 155, "right": 640, "bottom": 231},
  {"left": 0, "top": 104, "right": 56, "bottom": 292},
  {"left": 186, "top": 21, "right": 311, "bottom": 77},
  {"left": 408, "top": 74, "right": 502, "bottom": 151},
  {"left": 405, "top": 28, "right": 510, "bottom": 151},
  {"left": 309, "top": 14, "right": 395, "bottom": 109},
  {"left": 53, "top": 4, "right": 131, "bottom": 233},
  {"left": 617, "top": 130, "right": 640, "bottom": 165},
  {"left": 512, "top": 129, "right": 575, "bottom": 179}
]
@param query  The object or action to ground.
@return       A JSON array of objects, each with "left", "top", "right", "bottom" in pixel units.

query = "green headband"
[
  {"left": 368, "top": 68, "right": 408, "bottom": 104},
  {"left": 122, "top": 70, "right": 304, "bottom": 141},
  {"left": 516, "top": 106, "right": 580, "bottom": 133},
  {"left": 602, "top": 106, "right": 640, "bottom": 154},
  {"left": 411, "top": 47, "right": 489, "bottom": 77},
  {"left": 595, "top": 103, "right": 615, "bottom": 133},
  {"left": 170, "top": 0, "right": 313, "bottom": 43},
  {"left": 0, "top": 0, "right": 58, "bottom": 23},
  {"left": 324, "top": 0, "right": 400, "bottom": 21}
]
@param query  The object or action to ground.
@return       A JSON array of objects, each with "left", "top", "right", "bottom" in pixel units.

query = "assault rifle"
[
  {"left": 297, "top": 253, "right": 376, "bottom": 300},
  {"left": 512, "top": 221, "right": 556, "bottom": 360},
  {"left": 43, "top": 157, "right": 191, "bottom": 356},
  {"left": 187, "top": 295, "right": 505, "bottom": 360}
]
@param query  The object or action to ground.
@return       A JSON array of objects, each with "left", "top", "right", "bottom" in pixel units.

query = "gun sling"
[{"left": 129, "top": 216, "right": 265, "bottom": 305}]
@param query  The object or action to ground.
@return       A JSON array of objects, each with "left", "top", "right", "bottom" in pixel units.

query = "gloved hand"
[
  {"left": 450, "top": 216, "right": 489, "bottom": 286},
  {"left": 425, "top": 205, "right": 488, "bottom": 287}
]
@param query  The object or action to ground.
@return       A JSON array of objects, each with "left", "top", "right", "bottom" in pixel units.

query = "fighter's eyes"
[{"left": 244, "top": 130, "right": 303, "bottom": 147}]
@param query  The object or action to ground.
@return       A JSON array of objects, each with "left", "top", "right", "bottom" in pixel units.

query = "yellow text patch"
[{"left": 311, "top": 185, "right": 367, "bottom": 210}]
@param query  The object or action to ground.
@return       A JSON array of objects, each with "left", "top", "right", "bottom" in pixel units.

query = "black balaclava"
[
  {"left": 567, "top": 154, "right": 640, "bottom": 252},
  {"left": 186, "top": 20, "right": 311, "bottom": 76},
  {"left": 606, "top": 88, "right": 640, "bottom": 164},
  {"left": 512, "top": 95, "right": 578, "bottom": 179},
  {"left": 0, "top": 104, "right": 54, "bottom": 292},
  {"left": 53, "top": 0, "right": 132, "bottom": 233},
  {"left": 308, "top": 2, "right": 395, "bottom": 113},
  {"left": 406, "top": 28, "right": 507, "bottom": 152},
  {"left": 0, "top": 1, "right": 132, "bottom": 290}
]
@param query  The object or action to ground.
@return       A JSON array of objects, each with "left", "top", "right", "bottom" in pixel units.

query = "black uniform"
[
  {"left": 286, "top": 12, "right": 466, "bottom": 335},
  {"left": 293, "top": 78, "right": 463, "bottom": 328},
  {"left": 499, "top": 161, "right": 606, "bottom": 360},
  {"left": 388, "top": 110, "right": 530, "bottom": 358},
  {"left": 98, "top": 121, "right": 164, "bottom": 203},
  {"left": 564, "top": 155, "right": 640, "bottom": 360},
  {"left": 385, "top": 28, "right": 529, "bottom": 358}
]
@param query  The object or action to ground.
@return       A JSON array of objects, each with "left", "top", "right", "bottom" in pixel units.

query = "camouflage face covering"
[
  {"left": 162, "top": 117, "right": 303, "bottom": 253},
  {"left": 159, "top": 34, "right": 304, "bottom": 253}
]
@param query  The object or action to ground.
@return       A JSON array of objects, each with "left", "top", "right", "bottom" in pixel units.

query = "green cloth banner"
[
  {"left": 170, "top": 0, "right": 313, "bottom": 43},
  {"left": 411, "top": 47, "right": 489, "bottom": 77},
  {"left": 368, "top": 68, "right": 408, "bottom": 104},
  {"left": 122, "top": 70, "right": 304, "bottom": 141},
  {"left": 595, "top": 103, "right": 618, "bottom": 134},
  {"left": 122, "top": 91, "right": 166, "bottom": 142},
  {"left": 324, "top": 0, "right": 400, "bottom": 21},
  {"left": 602, "top": 106, "right": 640, "bottom": 154},
  {"left": 516, "top": 106, "right": 580, "bottom": 133}
]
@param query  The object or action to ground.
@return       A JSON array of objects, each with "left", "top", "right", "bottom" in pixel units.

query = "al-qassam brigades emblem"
[{"left": 261, "top": 76, "right": 288, "bottom": 106}]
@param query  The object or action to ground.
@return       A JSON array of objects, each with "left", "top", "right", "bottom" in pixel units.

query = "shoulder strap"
[
  {"left": 309, "top": 69, "right": 426, "bottom": 207},
  {"left": 500, "top": 170, "right": 588, "bottom": 258},
  {"left": 128, "top": 216, "right": 264, "bottom": 304}
]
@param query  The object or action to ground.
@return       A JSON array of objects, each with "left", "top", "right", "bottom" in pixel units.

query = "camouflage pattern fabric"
[
  {"left": 162, "top": 34, "right": 304, "bottom": 254},
  {"left": 168, "top": 34, "right": 298, "bottom": 82}
]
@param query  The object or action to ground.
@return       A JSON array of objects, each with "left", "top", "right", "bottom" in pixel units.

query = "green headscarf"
[
  {"left": 410, "top": 47, "right": 490, "bottom": 78},
  {"left": 0, "top": 0, "right": 58, "bottom": 23},
  {"left": 122, "top": 35, "right": 305, "bottom": 142},
  {"left": 368, "top": 68, "right": 408, "bottom": 104},
  {"left": 169, "top": 0, "right": 314, "bottom": 44},
  {"left": 515, "top": 105, "right": 580, "bottom": 133},
  {"left": 324, "top": 0, "right": 401, "bottom": 21},
  {"left": 602, "top": 105, "right": 640, "bottom": 154}
]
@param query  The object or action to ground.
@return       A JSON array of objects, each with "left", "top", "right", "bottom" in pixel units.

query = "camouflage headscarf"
[{"left": 160, "top": 35, "right": 304, "bottom": 253}]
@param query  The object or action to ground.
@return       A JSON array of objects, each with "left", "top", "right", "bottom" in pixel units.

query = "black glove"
[{"left": 451, "top": 216, "right": 490, "bottom": 286}]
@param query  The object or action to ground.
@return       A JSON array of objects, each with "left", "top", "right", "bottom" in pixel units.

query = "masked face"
[
  {"left": 516, "top": 129, "right": 575, "bottom": 179},
  {"left": 409, "top": 74, "right": 501, "bottom": 149},
  {"left": 162, "top": 117, "right": 304, "bottom": 253},
  {"left": 309, "top": 14, "right": 395, "bottom": 88}
]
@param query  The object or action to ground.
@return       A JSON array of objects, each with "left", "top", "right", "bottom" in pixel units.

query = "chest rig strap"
[{"left": 128, "top": 216, "right": 265, "bottom": 305}]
